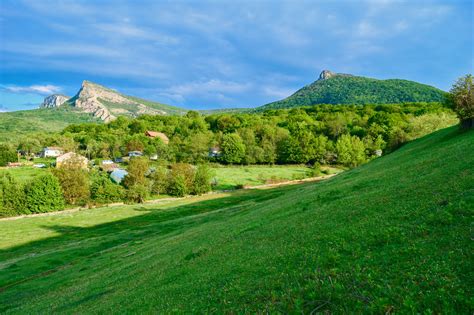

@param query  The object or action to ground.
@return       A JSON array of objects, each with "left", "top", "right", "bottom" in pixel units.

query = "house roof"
[
  {"left": 56, "top": 152, "right": 88, "bottom": 162},
  {"left": 145, "top": 131, "right": 169, "bottom": 144},
  {"left": 45, "top": 146, "right": 63, "bottom": 151}
]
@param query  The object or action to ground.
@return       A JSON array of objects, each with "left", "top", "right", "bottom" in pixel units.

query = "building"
[
  {"left": 145, "top": 131, "right": 169, "bottom": 144},
  {"left": 110, "top": 169, "right": 128, "bottom": 184},
  {"left": 41, "top": 147, "right": 63, "bottom": 158},
  {"left": 56, "top": 152, "right": 88, "bottom": 169},
  {"left": 128, "top": 151, "right": 143, "bottom": 157}
]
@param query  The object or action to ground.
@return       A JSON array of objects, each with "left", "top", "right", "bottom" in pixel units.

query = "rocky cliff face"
[
  {"left": 71, "top": 80, "right": 168, "bottom": 122},
  {"left": 40, "top": 94, "right": 70, "bottom": 108}
]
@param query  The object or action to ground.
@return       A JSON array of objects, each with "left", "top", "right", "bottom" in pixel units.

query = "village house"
[
  {"left": 41, "top": 147, "right": 63, "bottom": 158},
  {"left": 128, "top": 151, "right": 143, "bottom": 157},
  {"left": 56, "top": 152, "right": 89, "bottom": 169},
  {"left": 145, "top": 130, "right": 169, "bottom": 144},
  {"left": 110, "top": 169, "right": 128, "bottom": 184}
]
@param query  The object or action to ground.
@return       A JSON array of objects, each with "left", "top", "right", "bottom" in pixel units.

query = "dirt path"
[{"left": 0, "top": 173, "right": 338, "bottom": 221}]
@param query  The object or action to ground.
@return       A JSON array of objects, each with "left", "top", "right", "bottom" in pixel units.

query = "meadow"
[{"left": 0, "top": 126, "right": 472, "bottom": 313}]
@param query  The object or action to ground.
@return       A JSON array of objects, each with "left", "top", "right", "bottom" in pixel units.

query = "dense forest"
[
  {"left": 4, "top": 102, "right": 456, "bottom": 168},
  {"left": 261, "top": 75, "right": 446, "bottom": 110}
]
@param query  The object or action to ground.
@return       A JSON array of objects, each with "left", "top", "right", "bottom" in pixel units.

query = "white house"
[{"left": 41, "top": 147, "right": 63, "bottom": 158}]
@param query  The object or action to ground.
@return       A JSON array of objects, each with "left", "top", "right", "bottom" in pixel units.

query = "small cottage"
[
  {"left": 41, "top": 147, "right": 63, "bottom": 158},
  {"left": 56, "top": 152, "right": 88, "bottom": 169},
  {"left": 145, "top": 131, "right": 169, "bottom": 144}
]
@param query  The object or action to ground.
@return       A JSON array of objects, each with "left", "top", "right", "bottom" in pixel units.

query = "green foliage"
[
  {"left": 24, "top": 174, "right": 64, "bottom": 213},
  {"left": 149, "top": 166, "right": 168, "bottom": 195},
  {"left": 90, "top": 172, "right": 125, "bottom": 204},
  {"left": 126, "top": 184, "right": 149, "bottom": 203},
  {"left": 52, "top": 158, "right": 90, "bottom": 205},
  {"left": 0, "top": 144, "right": 17, "bottom": 166},
  {"left": 335, "top": 134, "right": 367, "bottom": 167},
  {"left": 123, "top": 157, "right": 149, "bottom": 188},
  {"left": 0, "top": 173, "right": 26, "bottom": 215},
  {"left": 167, "top": 174, "right": 187, "bottom": 197},
  {"left": 192, "top": 164, "right": 212, "bottom": 195},
  {"left": 221, "top": 133, "right": 246, "bottom": 164},
  {"left": 261, "top": 75, "right": 446, "bottom": 110},
  {"left": 446, "top": 74, "right": 473, "bottom": 128}
]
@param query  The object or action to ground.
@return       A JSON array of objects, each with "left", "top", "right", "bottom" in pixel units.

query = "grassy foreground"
[{"left": 0, "top": 126, "right": 472, "bottom": 313}]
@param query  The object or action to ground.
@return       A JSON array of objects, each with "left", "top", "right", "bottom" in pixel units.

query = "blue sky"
[{"left": 0, "top": 0, "right": 472, "bottom": 111}]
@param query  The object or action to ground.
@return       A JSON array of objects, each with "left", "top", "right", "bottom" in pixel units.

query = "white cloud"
[{"left": 3, "top": 84, "right": 62, "bottom": 95}]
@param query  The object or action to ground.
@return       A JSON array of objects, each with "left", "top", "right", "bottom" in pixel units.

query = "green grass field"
[
  {"left": 0, "top": 126, "right": 472, "bottom": 313},
  {"left": 211, "top": 165, "right": 340, "bottom": 190}
]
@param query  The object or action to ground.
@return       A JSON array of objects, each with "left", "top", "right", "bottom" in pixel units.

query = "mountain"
[
  {"left": 259, "top": 70, "right": 447, "bottom": 110},
  {"left": 0, "top": 107, "right": 101, "bottom": 142},
  {"left": 44, "top": 80, "right": 188, "bottom": 122},
  {"left": 1, "top": 126, "right": 472, "bottom": 312},
  {"left": 40, "top": 94, "right": 70, "bottom": 108}
]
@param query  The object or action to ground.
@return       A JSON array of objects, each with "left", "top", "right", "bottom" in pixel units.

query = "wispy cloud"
[{"left": 2, "top": 84, "right": 62, "bottom": 95}]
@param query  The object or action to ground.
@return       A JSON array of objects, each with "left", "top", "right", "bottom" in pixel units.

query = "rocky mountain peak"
[
  {"left": 319, "top": 70, "right": 336, "bottom": 80},
  {"left": 40, "top": 94, "right": 70, "bottom": 108}
]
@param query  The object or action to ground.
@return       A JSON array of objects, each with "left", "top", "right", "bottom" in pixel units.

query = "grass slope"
[
  {"left": 260, "top": 75, "right": 446, "bottom": 110},
  {"left": 0, "top": 107, "right": 101, "bottom": 142},
  {"left": 0, "top": 126, "right": 472, "bottom": 313}
]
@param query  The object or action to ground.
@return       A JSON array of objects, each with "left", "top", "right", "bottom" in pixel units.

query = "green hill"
[
  {"left": 0, "top": 126, "right": 472, "bottom": 313},
  {"left": 0, "top": 107, "right": 101, "bottom": 142},
  {"left": 259, "top": 70, "right": 446, "bottom": 110}
]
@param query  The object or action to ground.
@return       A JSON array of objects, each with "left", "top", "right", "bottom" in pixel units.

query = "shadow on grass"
[{"left": 0, "top": 183, "right": 301, "bottom": 294}]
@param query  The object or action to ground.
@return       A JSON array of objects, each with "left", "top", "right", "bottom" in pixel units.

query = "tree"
[
  {"left": 446, "top": 74, "right": 473, "bottom": 128},
  {"left": 25, "top": 174, "right": 64, "bottom": 213},
  {"left": 0, "top": 145, "right": 17, "bottom": 166},
  {"left": 0, "top": 173, "right": 26, "bottom": 215},
  {"left": 90, "top": 171, "right": 125, "bottom": 203},
  {"left": 149, "top": 166, "right": 168, "bottom": 195},
  {"left": 126, "top": 184, "right": 149, "bottom": 203},
  {"left": 221, "top": 133, "right": 246, "bottom": 164},
  {"left": 335, "top": 135, "right": 367, "bottom": 167},
  {"left": 53, "top": 156, "right": 90, "bottom": 205},
  {"left": 123, "top": 157, "right": 149, "bottom": 188},
  {"left": 192, "top": 164, "right": 212, "bottom": 195}
]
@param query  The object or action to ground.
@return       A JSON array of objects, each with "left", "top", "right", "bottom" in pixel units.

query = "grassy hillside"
[
  {"left": 260, "top": 75, "right": 446, "bottom": 110},
  {"left": 0, "top": 126, "right": 472, "bottom": 313},
  {"left": 0, "top": 107, "right": 101, "bottom": 142}
]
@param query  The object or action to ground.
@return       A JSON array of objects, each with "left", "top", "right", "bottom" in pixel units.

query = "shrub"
[
  {"left": 307, "top": 163, "right": 322, "bottom": 177},
  {"left": 192, "top": 164, "right": 212, "bottom": 195},
  {"left": 25, "top": 174, "right": 64, "bottom": 213},
  {"left": 123, "top": 157, "right": 149, "bottom": 188},
  {"left": 0, "top": 145, "right": 17, "bottom": 167},
  {"left": 149, "top": 166, "right": 168, "bottom": 195},
  {"left": 90, "top": 172, "right": 125, "bottom": 204},
  {"left": 53, "top": 168, "right": 90, "bottom": 205},
  {"left": 167, "top": 174, "right": 188, "bottom": 197},
  {"left": 0, "top": 173, "right": 26, "bottom": 215},
  {"left": 126, "top": 184, "right": 149, "bottom": 203},
  {"left": 446, "top": 74, "right": 473, "bottom": 128}
]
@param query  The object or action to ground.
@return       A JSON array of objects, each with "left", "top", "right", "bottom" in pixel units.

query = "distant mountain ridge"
[
  {"left": 258, "top": 70, "right": 446, "bottom": 110},
  {"left": 41, "top": 80, "right": 187, "bottom": 122}
]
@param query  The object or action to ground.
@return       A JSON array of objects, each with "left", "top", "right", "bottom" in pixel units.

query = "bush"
[
  {"left": 90, "top": 172, "right": 125, "bottom": 204},
  {"left": 149, "top": 166, "right": 168, "bottom": 195},
  {"left": 123, "top": 157, "right": 149, "bottom": 188},
  {"left": 25, "top": 174, "right": 64, "bottom": 213},
  {"left": 0, "top": 173, "right": 26, "bottom": 215},
  {"left": 192, "top": 164, "right": 212, "bottom": 195},
  {"left": 446, "top": 74, "right": 473, "bottom": 128},
  {"left": 167, "top": 174, "right": 188, "bottom": 197},
  {"left": 126, "top": 184, "right": 149, "bottom": 203},
  {"left": 0, "top": 145, "right": 17, "bottom": 167},
  {"left": 167, "top": 163, "right": 195, "bottom": 196},
  {"left": 53, "top": 168, "right": 90, "bottom": 205},
  {"left": 307, "top": 163, "right": 322, "bottom": 177}
]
